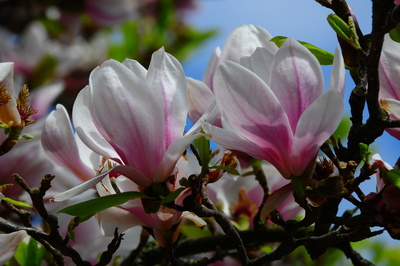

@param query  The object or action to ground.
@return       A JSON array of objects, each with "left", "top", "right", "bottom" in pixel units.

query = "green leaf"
[
  {"left": 209, "top": 165, "right": 240, "bottom": 175},
  {"left": 58, "top": 192, "right": 153, "bottom": 217},
  {"left": 1, "top": 197, "right": 32, "bottom": 208},
  {"left": 180, "top": 224, "right": 211, "bottom": 239},
  {"left": 389, "top": 24, "right": 400, "bottom": 43},
  {"left": 161, "top": 187, "right": 186, "bottom": 205},
  {"left": 327, "top": 14, "right": 352, "bottom": 41},
  {"left": 359, "top": 143, "right": 372, "bottom": 163},
  {"left": 387, "top": 169, "right": 400, "bottom": 189},
  {"left": 14, "top": 237, "right": 45, "bottom": 266},
  {"left": 270, "top": 36, "right": 334, "bottom": 65},
  {"left": 333, "top": 118, "right": 351, "bottom": 140},
  {"left": 193, "top": 135, "right": 211, "bottom": 167}
]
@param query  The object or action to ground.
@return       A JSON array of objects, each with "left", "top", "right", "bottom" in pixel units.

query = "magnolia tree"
[{"left": 1, "top": 0, "right": 400, "bottom": 265}]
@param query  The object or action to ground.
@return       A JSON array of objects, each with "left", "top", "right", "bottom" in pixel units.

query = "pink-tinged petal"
[
  {"left": 0, "top": 231, "right": 28, "bottom": 265},
  {"left": 202, "top": 122, "right": 291, "bottom": 178},
  {"left": 73, "top": 87, "right": 123, "bottom": 164},
  {"left": 202, "top": 47, "right": 221, "bottom": 90},
  {"left": 371, "top": 153, "right": 392, "bottom": 191},
  {"left": 240, "top": 47, "right": 276, "bottom": 85},
  {"left": 153, "top": 132, "right": 205, "bottom": 183},
  {"left": 380, "top": 98, "right": 400, "bottom": 139},
  {"left": 269, "top": 38, "right": 324, "bottom": 132},
  {"left": 260, "top": 183, "right": 294, "bottom": 221},
  {"left": 96, "top": 207, "right": 145, "bottom": 237},
  {"left": 291, "top": 90, "right": 344, "bottom": 177},
  {"left": 90, "top": 59, "right": 164, "bottom": 177},
  {"left": 42, "top": 104, "right": 95, "bottom": 181},
  {"left": 187, "top": 78, "right": 214, "bottom": 123},
  {"left": 122, "top": 58, "right": 147, "bottom": 80},
  {"left": 181, "top": 211, "right": 207, "bottom": 228},
  {"left": 187, "top": 99, "right": 220, "bottom": 135},
  {"left": 30, "top": 81, "right": 64, "bottom": 120},
  {"left": 214, "top": 61, "right": 293, "bottom": 172},
  {"left": 379, "top": 51, "right": 400, "bottom": 100},
  {"left": 219, "top": 25, "right": 278, "bottom": 64},
  {"left": 146, "top": 48, "right": 189, "bottom": 147},
  {"left": 328, "top": 47, "right": 345, "bottom": 97},
  {"left": 381, "top": 98, "right": 400, "bottom": 118},
  {"left": 0, "top": 62, "right": 21, "bottom": 125},
  {"left": 53, "top": 165, "right": 153, "bottom": 201}
]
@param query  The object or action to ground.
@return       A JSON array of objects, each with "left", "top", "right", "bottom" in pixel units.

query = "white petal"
[
  {"left": 328, "top": 47, "right": 345, "bottom": 97},
  {"left": 146, "top": 48, "right": 189, "bottom": 147},
  {"left": 269, "top": 38, "right": 324, "bottom": 131},
  {"left": 0, "top": 231, "right": 28, "bottom": 265},
  {"left": 42, "top": 104, "right": 95, "bottom": 181},
  {"left": 291, "top": 90, "right": 344, "bottom": 176}
]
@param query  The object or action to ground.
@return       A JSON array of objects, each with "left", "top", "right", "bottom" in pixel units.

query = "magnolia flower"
[
  {"left": 187, "top": 24, "right": 278, "bottom": 124},
  {"left": 0, "top": 62, "right": 21, "bottom": 125},
  {"left": 53, "top": 48, "right": 203, "bottom": 201},
  {"left": 379, "top": 35, "right": 400, "bottom": 139},
  {"left": 203, "top": 38, "right": 345, "bottom": 180},
  {"left": 43, "top": 48, "right": 207, "bottom": 248}
]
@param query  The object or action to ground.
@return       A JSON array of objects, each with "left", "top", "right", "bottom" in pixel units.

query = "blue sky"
[{"left": 183, "top": 0, "right": 400, "bottom": 247}]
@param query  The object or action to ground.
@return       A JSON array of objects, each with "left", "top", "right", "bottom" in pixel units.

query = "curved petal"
[
  {"left": 0, "top": 62, "right": 21, "bottom": 125},
  {"left": 181, "top": 211, "right": 207, "bottom": 228},
  {"left": 146, "top": 48, "right": 189, "bottom": 148},
  {"left": 42, "top": 104, "right": 95, "bottom": 181},
  {"left": 328, "top": 47, "right": 345, "bottom": 97},
  {"left": 219, "top": 24, "right": 278, "bottom": 64},
  {"left": 0, "top": 230, "right": 28, "bottom": 265},
  {"left": 153, "top": 132, "right": 205, "bottom": 183},
  {"left": 291, "top": 90, "right": 344, "bottom": 176},
  {"left": 380, "top": 98, "right": 400, "bottom": 139},
  {"left": 122, "top": 58, "right": 147, "bottom": 80},
  {"left": 260, "top": 183, "right": 294, "bottom": 221},
  {"left": 187, "top": 77, "right": 214, "bottom": 123},
  {"left": 73, "top": 87, "right": 123, "bottom": 164},
  {"left": 379, "top": 51, "right": 400, "bottom": 100},
  {"left": 202, "top": 47, "right": 221, "bottom": 90},
  {"left": 240, "top": 47, "right": 276, "bottom": 85},
  {"left": 214, "top": 61, "right": 293, "bottom": 172},
  {"left": 269, "top": 38, "right": 324, "bottom": 131},
  {"left": 202, "top": 122, "right": 291, "bottom": 178},
  {"left": 53, "top": 165, "right": 153, "bottom": 201},
  {"left": 96, "top": 207, "right": 145, "bottom": 236},
  {"left": 90, "top": 59, "right": 164, "bottom": 178}
]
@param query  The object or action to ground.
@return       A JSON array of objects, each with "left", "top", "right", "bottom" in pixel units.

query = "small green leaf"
[
  {"left": 58, "top": 191, "right": 154, "bottom": 217},
  {"left": 1, "top": 197, "right": 32, "bottom": 208},
  {"left": 270, "top": 36, "right": 334, "bottom": 65},
  {"left": 20, "top": 134, "right": 34, "bottom": 140},
  {"left": 387, "top": 169, "right": 400, "bottom": 189},
  {"left": 359, "top": 143, "right": 372, "bottom": 163},
  {"left": 327, "top": 14, "right": 352, "bottom": 41},
  {"left": 389, "top": 24, "right": 400, "bottom": 43},
  {"left": 209, "top": 165, "right": 240, "bottom": 175},
  {"left": 193, "top": 135, "right": 211, "bottom": 167},
  {"left": 161, "top": 187, "right": 186, "bottom": 205}
]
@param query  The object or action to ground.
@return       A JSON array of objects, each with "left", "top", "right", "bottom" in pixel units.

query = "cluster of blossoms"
[{"left": 39, "top": 24, "right": 343, "bottom": 259}]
